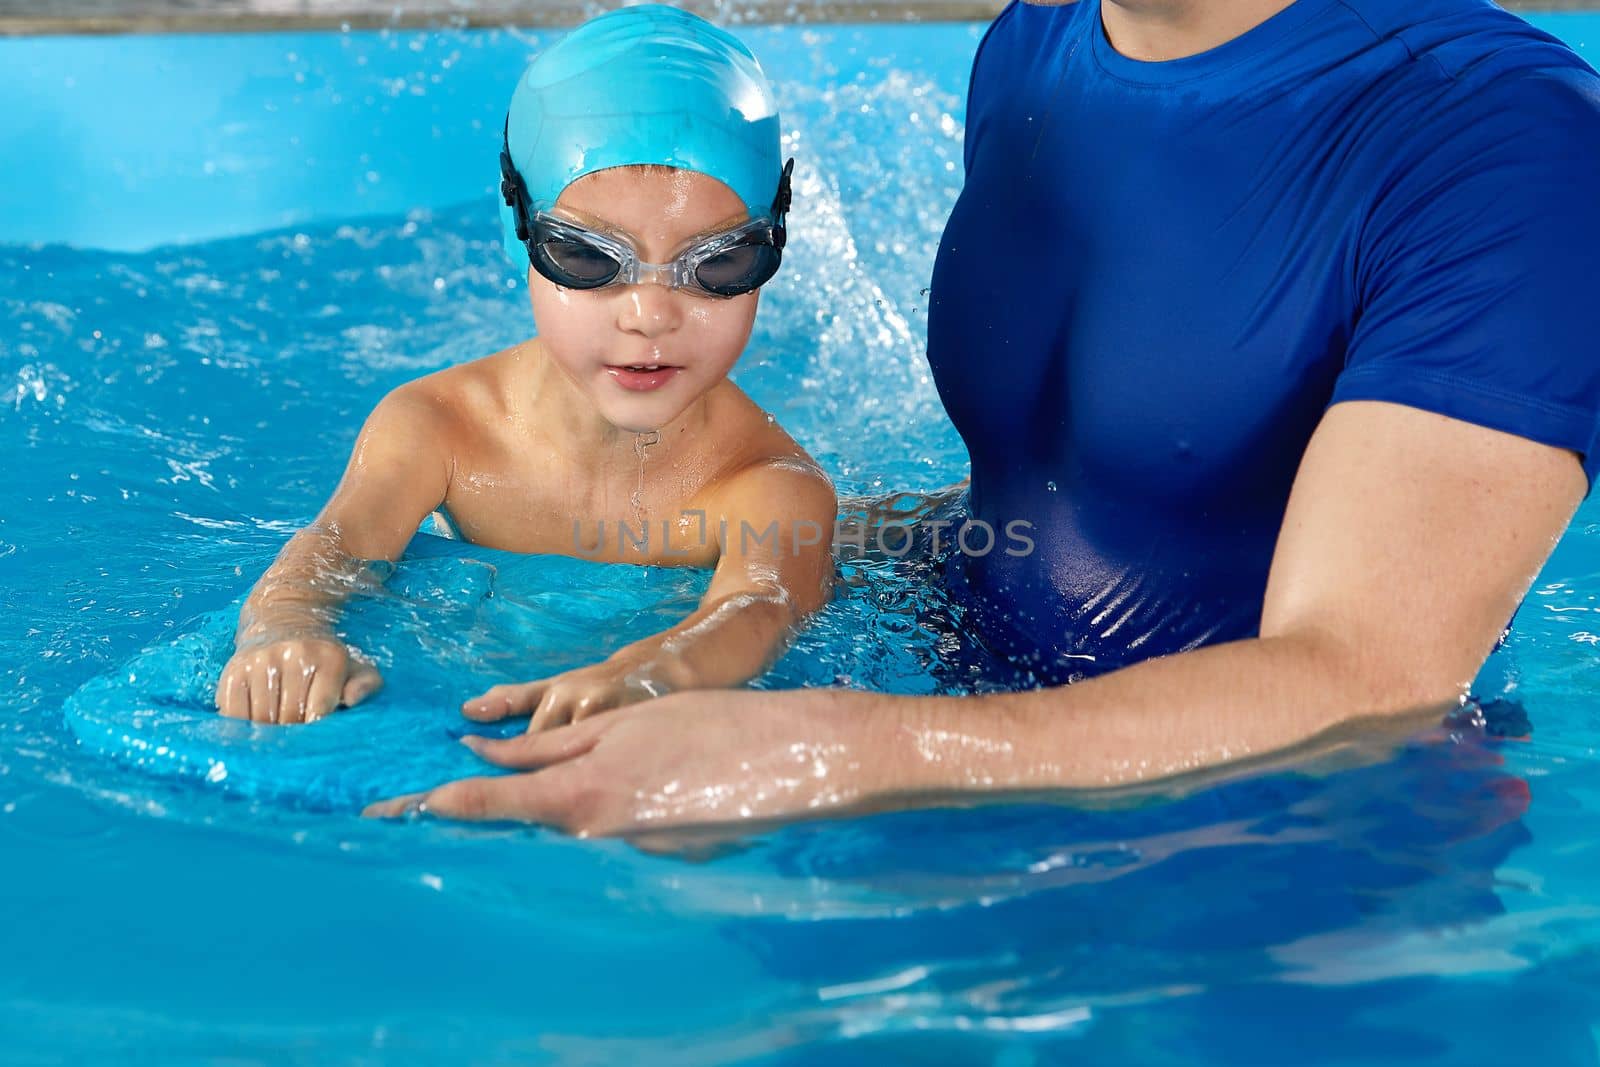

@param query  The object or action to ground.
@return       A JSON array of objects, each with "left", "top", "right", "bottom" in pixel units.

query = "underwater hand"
[
  {"left": 216, "top": 636, "right": 383, "bottom": 725},
  {"left": 461, "top": 654, "right": 686, "bottom": 733},
  {"left": 365, "top": 689, "right": 894, "bottom": 836}
]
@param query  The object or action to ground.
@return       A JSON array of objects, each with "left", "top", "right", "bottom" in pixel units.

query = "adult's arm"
[{"left": 365, "top": 399, "right": 1585, "bottom": 832}]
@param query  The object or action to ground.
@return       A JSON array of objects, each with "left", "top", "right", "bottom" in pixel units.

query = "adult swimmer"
[{"left": 368, "top": 0, "right": 1600, "bottom": 834}]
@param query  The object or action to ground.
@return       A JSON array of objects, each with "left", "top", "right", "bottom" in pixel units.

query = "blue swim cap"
[{"left": 499, "top": 4, "right": 786, "bottom": 271}]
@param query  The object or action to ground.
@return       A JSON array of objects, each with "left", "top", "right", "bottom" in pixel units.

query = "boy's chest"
[{"left": 438, "top": 450, "right": 724, "bottom": 566}]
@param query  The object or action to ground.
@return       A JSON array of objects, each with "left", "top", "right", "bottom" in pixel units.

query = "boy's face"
[{"left": 528, "top": 166, "right": 761, "bottom": 434}]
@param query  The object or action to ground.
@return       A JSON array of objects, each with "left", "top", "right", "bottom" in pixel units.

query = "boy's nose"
[{"left": 616, "top": 283, "right": 683, "bottom": 338}]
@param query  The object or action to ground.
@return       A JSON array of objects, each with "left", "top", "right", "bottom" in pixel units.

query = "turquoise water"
[{"left": 4, "top": 16, "right": 1600, "bottom": 1065}]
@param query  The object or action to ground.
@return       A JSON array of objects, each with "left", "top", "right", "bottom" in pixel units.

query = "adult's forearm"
[{"left": 883, "top": 632, "right": 1460, "bottom": 796}]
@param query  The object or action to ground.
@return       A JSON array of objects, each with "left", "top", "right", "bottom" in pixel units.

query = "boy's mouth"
[{"left": 606, "top": 363, "right": 683, "bottom": 392}]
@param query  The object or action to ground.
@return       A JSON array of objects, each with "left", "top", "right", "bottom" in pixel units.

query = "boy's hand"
[
  {"left": 215, "top": 637, "right": 383, "bottom": 725},
  {"left": 462, "top": 655, "right": 681, "bottom": 733}
]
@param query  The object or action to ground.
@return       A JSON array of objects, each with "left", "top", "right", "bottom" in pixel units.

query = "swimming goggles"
[{"left": 500, "top": 123, "right": 794, "bottom": 299}]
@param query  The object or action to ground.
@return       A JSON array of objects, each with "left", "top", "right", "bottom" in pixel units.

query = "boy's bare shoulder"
[
  {"left": 372, "top": 341, "right": 528, "bottom": 436},
  {"left": 705, "top": 382, "right": 823, "bottom": 469},
  {"left": 701, "top": 383, "right": 836, "bottom": 515}
]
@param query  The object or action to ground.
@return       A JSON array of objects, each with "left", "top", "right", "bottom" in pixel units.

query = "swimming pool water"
[{"left": 4, "top": 15, "right": 1600, "bottom": 1066}]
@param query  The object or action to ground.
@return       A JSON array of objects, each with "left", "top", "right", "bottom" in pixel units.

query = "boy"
[{"left": 215, "top": 5, "right": 836, "bottom": 730}]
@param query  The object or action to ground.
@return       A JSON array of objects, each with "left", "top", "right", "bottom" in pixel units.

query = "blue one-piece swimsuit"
[{"left": 926, "top": 0, "right": 1600, "bottom": 683}]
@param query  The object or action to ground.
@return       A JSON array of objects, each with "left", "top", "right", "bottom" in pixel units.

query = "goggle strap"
[
  {"left": 500, "top": 117, "right": 533, "bottom": 245},
  {"left": 772, "top": 158, "right": 795, "bottom": 251}
]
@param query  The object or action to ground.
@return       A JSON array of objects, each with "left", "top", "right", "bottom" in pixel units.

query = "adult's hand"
[{"left": 364, "top": 688, "right": 904, "bottom": 836}]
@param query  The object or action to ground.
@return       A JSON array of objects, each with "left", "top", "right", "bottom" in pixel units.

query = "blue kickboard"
[{"left": 62, "top": 534, "right": 710, "bottom": 810}]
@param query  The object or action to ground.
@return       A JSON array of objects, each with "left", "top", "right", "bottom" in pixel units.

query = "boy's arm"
[
  {"left": 464, "top": 458, "right": 837, "bottom": 730},
  {"left": 647, "top": 457, "right": 838, "bottom": 687},
  {"left": 236, "top": 388, "right": 453, "bottom": 638},
  {"left": 219, "top": 388, "right": 453, "bottom": 723}
]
